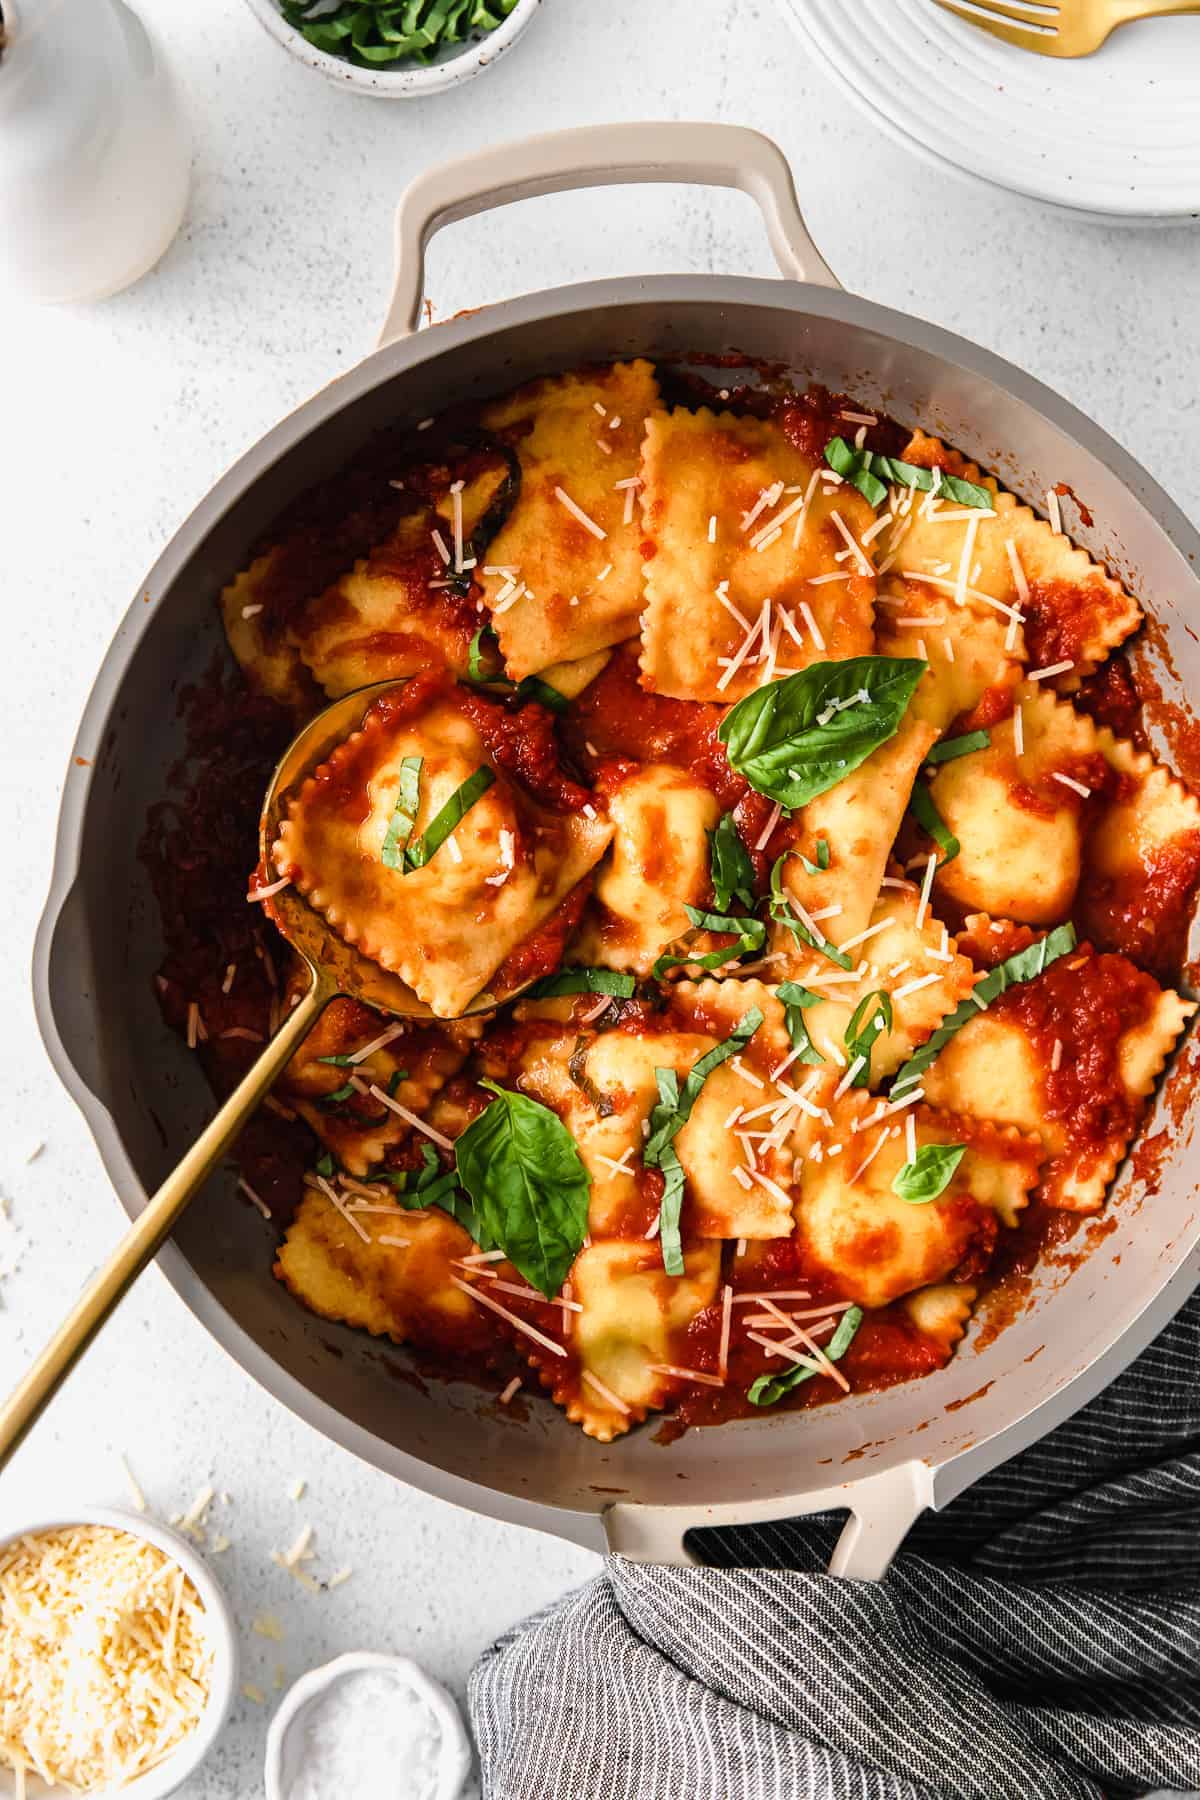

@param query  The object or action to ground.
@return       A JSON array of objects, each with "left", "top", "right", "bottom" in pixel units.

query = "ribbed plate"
[{"left": 781, "top": 0, "right": 1200, "bottom": 221}]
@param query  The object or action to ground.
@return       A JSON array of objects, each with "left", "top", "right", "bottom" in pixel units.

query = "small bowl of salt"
[{"left": 264, "top": 1651, "right": 471, "bottom": 1800}]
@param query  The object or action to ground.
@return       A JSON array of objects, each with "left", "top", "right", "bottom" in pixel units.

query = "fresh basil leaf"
[
  {"left": 893, "top": 1142, "right": 966, "bottom": 1204},
  {"left": 527, "top": 967, "right": 637, "bottom": 999},
  {"left": 719, "top": 657, "right": 925, "bottom": 811},
  {"left": 890, "top": 922, "right": 1077, "bottom": 1096},
  {"left": 909, "top": 779, "right": 960, "bottom": 866},
  {"left": 651, "top": 906, "right": 766, "bottom": 979},
  {"left": 644, "top": 1009, "right": 763, "bottom": 1172},
  {"left": 925, "top": 730, "right": 990, "bottom": 766},
  {"left": 708, "top": 813, "right": 757, "bottom": 914},
  {"left": 800, "top": 837, "right": 831, "bottom": 876},
  {"left": 658, "top": 1141, "right": 687, "bottom": 1278},
  {"left": 768, "top": 854, "right": 852, "bottom": 970},
  {"left": 844, "top": 990, "right": 893, "bottom": 1087},
  {"left": 403, "top": 766, "right": 495, "bottom": 871},
  {"left": 776, "top": 980, "right": 825, "bottom": 1067},
  {"left": 380, "top": 755, "right": 423, "bottom": 871},
  {"left": 824, "top": 438, "right": 992, "bottom": 512},
  {"left": 454, "top": 1080, "right": 590, "bottom": 1297},
  {"left": 747, "top": 1304, "right": 864, "bottom": 1406}
]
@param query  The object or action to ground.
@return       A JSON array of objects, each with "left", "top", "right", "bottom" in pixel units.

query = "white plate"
[{"left": 780, "top": 0, "right": 1200, "bottom": 221}]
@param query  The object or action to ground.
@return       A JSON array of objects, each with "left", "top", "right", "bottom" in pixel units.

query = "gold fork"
[{"left": 934, "top": 0, "right": 1200, "bottom": 57}]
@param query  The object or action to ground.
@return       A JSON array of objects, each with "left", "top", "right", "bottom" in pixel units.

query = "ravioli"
[
  {"left": 883, "top": 430, "right": 1141, "bottom": 682},
  {"left": 272, "top": 683, "right": 612, "bottom": 1017},
  {"left": 478, "top": 361, "right": 659, "bottom": 679},
  {"left": 772, "top": 715, "right": 938, "bottom": 960},
  {"left": 277, "top": 994, "right": 481, "bottom": 1177},
  {"left": 276, "top": 1189, "right": 497, "bottom": 1354},
  {"left": 572, "top": 765, "right": 722, "bottom": 975},
  {"left": 922, "top": 939, "right": 1194, "bottom": 1210},
  {"left": 796, "top": 1095, "right": 1042, "bottom": 1308},
  {"left": 795, "top": 887, "right": 979, "bottom": 1083},
  {"left": 874, "top": 577, "right": 1025, "bottom": 732},
  {"left": 638, "top": 408, "right": 877, "bottom": 702}
]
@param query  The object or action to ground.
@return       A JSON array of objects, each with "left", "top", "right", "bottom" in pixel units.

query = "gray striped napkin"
[{"left": 470, "top": 1289, "right": 1200, "bottom": 1799}]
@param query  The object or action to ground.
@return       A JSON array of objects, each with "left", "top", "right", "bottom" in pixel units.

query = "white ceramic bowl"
[
  {"left": 0, "top": 1505, "right": 238, "bottom": 1800},
  {"left": 265, "top": 1651, "right": 472, "bottom": 1800},
  {"left": 241, "top": 0, "right": 542, "bottom": 97}
]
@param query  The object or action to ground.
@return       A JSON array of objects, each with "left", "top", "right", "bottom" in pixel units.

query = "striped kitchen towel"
[{"left": 470, "top": 1287, "right": 1200, "bottom": 1799}]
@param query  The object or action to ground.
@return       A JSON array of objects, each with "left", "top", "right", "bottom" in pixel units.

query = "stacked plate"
[{"left": 780, "top": 0, "right": 1200, "bottom": 222}]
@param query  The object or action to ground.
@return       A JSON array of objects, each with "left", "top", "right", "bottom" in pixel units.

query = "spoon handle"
[{"left": 0, "top": 979, "right": 329, "bottom": 1475}]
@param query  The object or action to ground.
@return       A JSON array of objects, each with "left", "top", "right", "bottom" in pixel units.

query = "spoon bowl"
[{"left": 0, "top": 674, "right": 543, "bottom": 1471}]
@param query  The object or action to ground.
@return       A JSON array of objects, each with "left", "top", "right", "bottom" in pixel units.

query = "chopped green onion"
[{"left": 318, "top": 1082, "right": 356, "bottom": 1110}]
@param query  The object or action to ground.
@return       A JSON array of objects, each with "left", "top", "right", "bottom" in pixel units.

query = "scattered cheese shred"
[{"left": 0, "top": 1526, "right": 212, "bottom": 1791}]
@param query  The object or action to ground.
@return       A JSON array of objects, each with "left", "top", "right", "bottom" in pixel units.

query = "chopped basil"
[
  {"left": 468, "top": 624, "right": 505, "bottom": 685},
  {"left": 708, "top": 813, "right": 757, "bottom": 914},
  {"left": 318, "top": 1082, "right": 356, "bottom": 1110},
  {"left": 926, "top": 730, "right": 990, "bottom": 767},
  {"left": 719, "top": 657, "right": 926, "bottom": 811},
  {"left": 890, "top": 922, "right": 1077, "bottom": 1096},
  {"left": 380, "top": 755, "right": 424, "bottom": 871},
  {"left": 644, "top": 1009, "right": 763, "bottom": 1276},
  {"left": 467, "top": 627, "right": 567, "bottom": 712},
  {"left": 747, "top": 1304, "right": 864, "bottom": 1406},
  {"left": 777, "top": 980, "right": 825, "bottom": 1067},
  {"left": 800, "top": 837, "right": 831, "bottom": 877},
  {"left": 454, "top": 1080, "right": 591, "bottom": 1297},
  {"left": 314, "top": 1152, "right": 335, "bottom": 1178},
  {"left": 769, "top": 854, "right": 852, "bottom": 970},
  {"left": 402, "top": 766, "right": 495, "bottom": 871},
  {"left": 392, "top": 1144, "right": 488, "bottom": 1241},
  {"left": 651, "top": 905, "right": 766, "bottom": 979},
  {"left": 279, "top": 0, "right": 521, "bottom": 69},
  {"left": 844, "top": 990, "right": 893, "bottom": 1087},
  {"left": 527, "top": 967, "right": 637, "bottom": 1000},
  {"left": 825, "top": 437, "right": 993, "bottom": 511},
  {"left": 568, "top": 1036, "right": 617, "bottom": 1118},
  {"left": 514, "top": 675, "right": 569, "bottom": 713},
  {"left": 909, "top": 779, "right": 960, "bottom": 866},
  {"left": 893, "top": 1142, "right": 966, "bottom": 1204}
]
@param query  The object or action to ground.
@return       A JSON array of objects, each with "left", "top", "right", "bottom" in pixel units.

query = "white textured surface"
[{"left": 2, "top": 1, "right": 1200, "bottom": 1794}]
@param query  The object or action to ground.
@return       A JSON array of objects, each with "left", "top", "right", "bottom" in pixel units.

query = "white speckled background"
[{"left": 2, "top": 0, "right": 1199, "bottom": 1793}]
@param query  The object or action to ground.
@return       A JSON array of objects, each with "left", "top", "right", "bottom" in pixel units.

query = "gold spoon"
[{"left": 0, "top": 679, "right": 514, "bottom": 1471}]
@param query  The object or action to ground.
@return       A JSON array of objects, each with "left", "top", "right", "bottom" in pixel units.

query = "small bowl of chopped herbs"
[{"left": 244, "top": 0, "right": 540, "bottom": 96}]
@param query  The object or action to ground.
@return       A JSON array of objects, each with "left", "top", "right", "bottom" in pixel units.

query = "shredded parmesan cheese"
[{"left": 0, "top": 1526, "right": 213, "bottom": 1792}]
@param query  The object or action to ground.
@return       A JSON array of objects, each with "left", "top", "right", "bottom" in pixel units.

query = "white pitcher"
[{"left": 0, "top": 0, "right": 191, "bottom": 304}]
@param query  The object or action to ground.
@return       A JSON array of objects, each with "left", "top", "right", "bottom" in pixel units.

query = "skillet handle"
[
  {"left": 603, "top": 1460, "right": 933, "bottom": 1581},
  {"left": 378, "top": 120, "right": 840, "bottom": 347}
]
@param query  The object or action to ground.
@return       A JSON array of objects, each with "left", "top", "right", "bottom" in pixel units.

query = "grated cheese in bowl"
[{"left": 0, "top": 1508, "right": 237, "bottom": 1797}]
